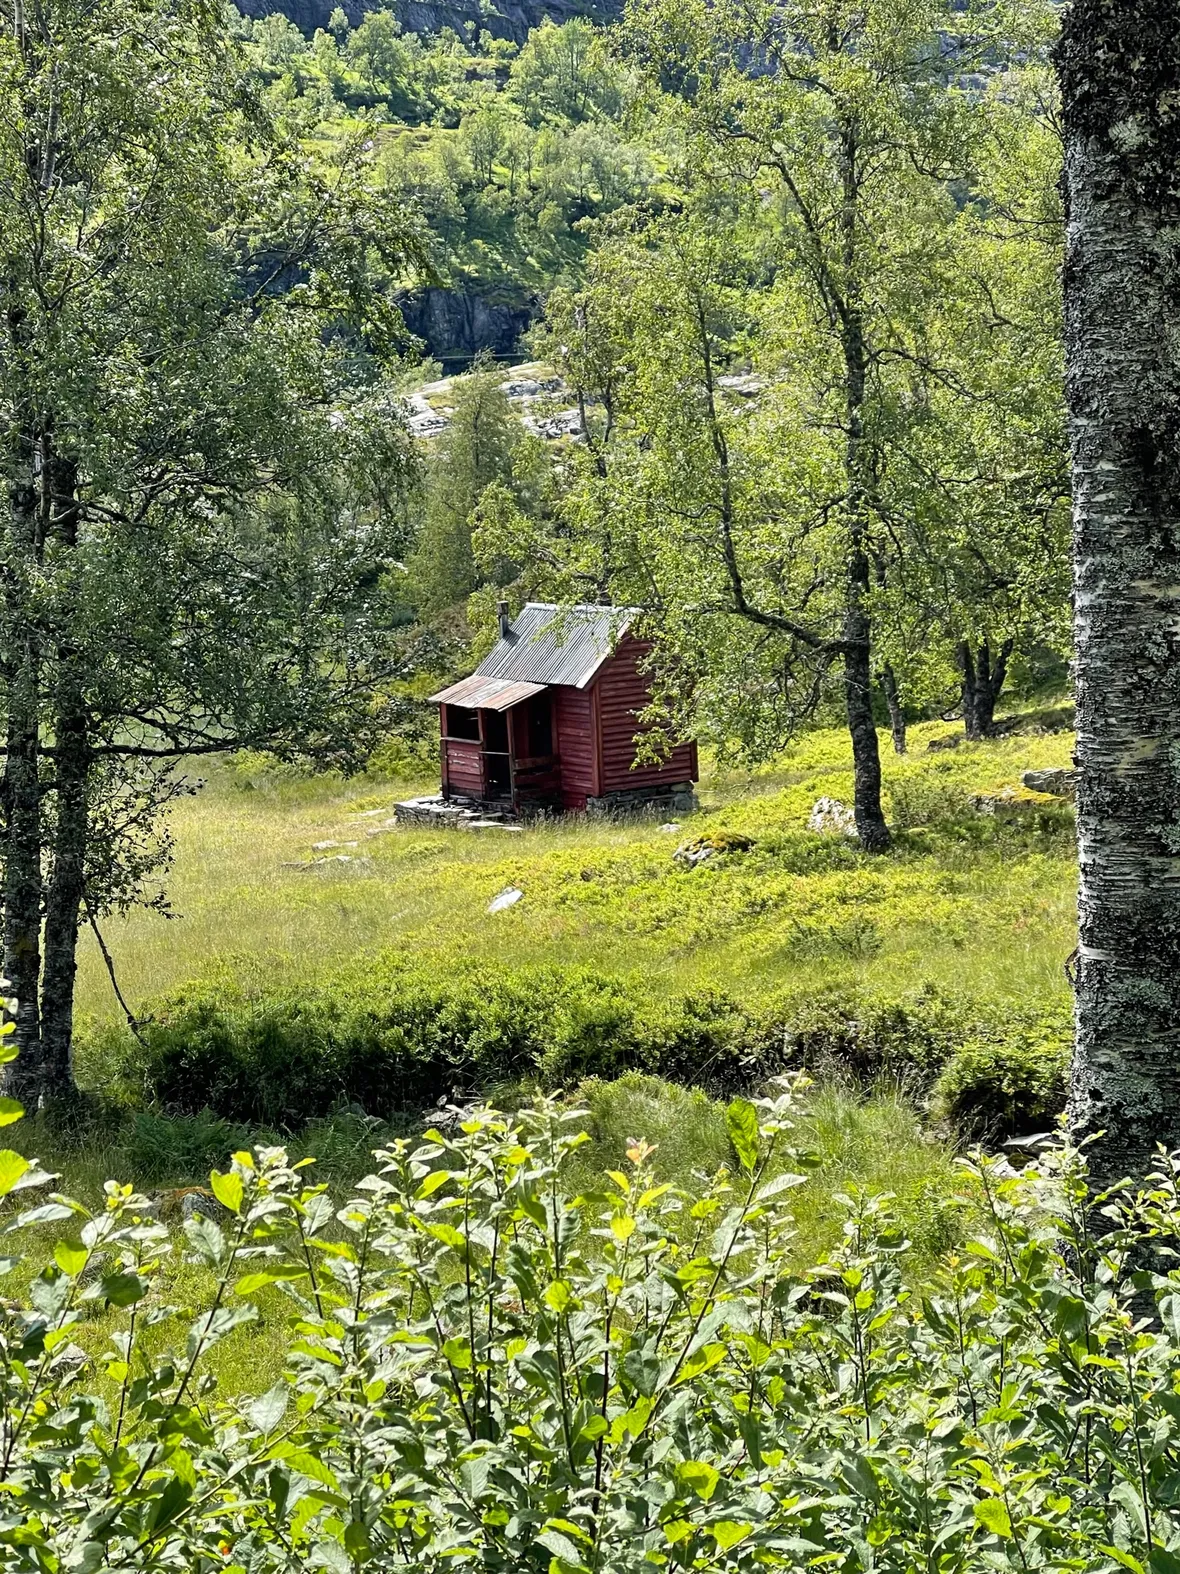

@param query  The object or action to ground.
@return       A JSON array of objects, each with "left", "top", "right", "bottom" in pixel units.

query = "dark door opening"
[{"left": 482, "top": 710, "right": 512, "bottom": 798}]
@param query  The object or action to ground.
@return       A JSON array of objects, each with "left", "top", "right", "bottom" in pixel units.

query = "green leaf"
[
  {"left": 0, "top": 1098, "right": 23, "bottom": 1127},
  {"left": 269, "top": 1447, "right": 340, "bottom": 1491},
  {"left": 711, "top": 1522, "right": 751, "bottom": 1551},
  {"left": 311, "top": 1538, "right": 351, "bottom": 1574},
  {"left": 677, "top": 1460, "right": 720, "bottom": 1502},
  {"left": 236, "top": 1265, "right": 309, "bottom": 1296},
  {"left": 675, "top": 1343, "right": 727, "bottom": 1385},
  {"left": 344, "top": 1522, "right": 371, "bottom": 1560},
  {"left": 536, "top": 1530, "right": 583, "bottom": 1567},
  {"left": 973, "top": 1499, "right": 1012, "bottom": 1540},
  {"left": 623, "top": 1345, "right": 661, "bottom": 1397},
  {"left": 249, "top": 1383, "right": 289, "bottom": 1435},
  {"left": 544, "top": 1279, "right": 573, "bottom": 1314},
  {"left": 754, "top": 1172, "right": 807, "bottom": 1203},
  {"left": 1103, "top": 1548, "right": 1147, "bottom": 1574},
  {"left": 184, "top": 1212, "right": 225, "bottom": 1266},
  {"left": 0, "top": 1150, "right": 30, "bottom": 1197},
  {"left": 210, "top": 1168, "right": 243, "bottom": 1215},
  {"left": 149, "top": 1475, "right": 193, "bottom": 1534},
  {"left": 726, "top": 1100, "right": 760, "bottom": 1174},
  {"left": 102, "top": 1272, "right": 149, "bottom": 1307},
  {"left": 54, "top": 1239, "right": 87, "bottom": 1277}
]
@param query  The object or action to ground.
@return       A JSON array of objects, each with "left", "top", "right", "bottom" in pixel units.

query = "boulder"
[
  {"left": 808, "top": 797, "right": 857, "bottom": 837},
  {"left": 674, "top": 830, "right": 755, "bottom": 866},
  {"left": 1021, "top": 768, "right": 1077, "bottom": 800}
]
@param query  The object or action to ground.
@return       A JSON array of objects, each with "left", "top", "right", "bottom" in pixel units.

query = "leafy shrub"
[
  {"left": 931, "top": 1019, "right": 1072, "bottom": 1138},
  {"left": 782, "top": 914, "right": 884, "bottom": 959},
  {"left": 888, "top": 773, "right": 973, "bottom": 829},
  {"left": 12, "top": 1072, "right": 1180, "bottom": 1571},
  {"left": 79, "top": 961, "right": 1071, "bottom": 1141},
  {"left": 763, "top": 981, "right": 990, "bottom": 1086},
  {"left": 84, "top": 958, "right": 775, "bottom": 1126}
]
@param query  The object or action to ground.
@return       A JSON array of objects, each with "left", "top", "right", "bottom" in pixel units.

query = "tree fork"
[{"left": 1059, "top": 0, "right": 1180, "bottom": 1179}]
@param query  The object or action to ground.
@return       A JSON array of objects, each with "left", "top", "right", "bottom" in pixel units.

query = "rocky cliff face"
[
  {"left": 234, "top": 0, "right": 621, "bottom": 43},
  {"left": 399, "top": 287, "right": 535, "bottom": 365}
]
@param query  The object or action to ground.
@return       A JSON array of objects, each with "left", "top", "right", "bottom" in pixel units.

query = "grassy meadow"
[
  {"left": 72, "top": 714, "right": 1076, "bottom": 1039},
  {"left": 6, "top": 712, "right": 1076, "bottom": 1397}
]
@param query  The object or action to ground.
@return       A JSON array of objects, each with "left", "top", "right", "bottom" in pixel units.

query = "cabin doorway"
[{"left": 481, "top": 709, "right": 512, "bottom": 799}]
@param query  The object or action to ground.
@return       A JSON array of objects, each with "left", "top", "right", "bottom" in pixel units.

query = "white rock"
[
  {"left": 488, "top": 886, "right": 524, "bottom": 913},
  {"left": 673, "top": 843, "right": 714, "bottom": 867},
  {"left": 808, "top": 797, "right": 857, "bottom": 837},
  {"left": 312, "top": 840, "right": 358, "bottom": 851},
  {"left": 658, "top": 822, "right": 682, "bottom": 833}
]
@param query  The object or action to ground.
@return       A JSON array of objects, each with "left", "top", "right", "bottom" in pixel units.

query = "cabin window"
[
  {"left": 526, "top": 694, "right": 553, "bottom": 757},
  {"left": 445, "top": 705, "right": 481, "bottom": 741}
]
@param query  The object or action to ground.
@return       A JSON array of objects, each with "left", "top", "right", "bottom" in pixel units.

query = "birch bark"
[{"left": 1059, "top": 0, "right": 1180, "bottom": 1179}]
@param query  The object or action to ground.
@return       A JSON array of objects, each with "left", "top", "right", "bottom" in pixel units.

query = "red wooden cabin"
[{"left": 428, "top": 603, "right": 698, "bottom": 816}]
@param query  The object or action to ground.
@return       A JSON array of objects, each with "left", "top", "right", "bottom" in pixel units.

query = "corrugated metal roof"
[
  {"left": 475, "top": 603, "right": 635, "bottom": 690},
  {"left": 428, "top": 674, "right": 548, "bottom": 712}
]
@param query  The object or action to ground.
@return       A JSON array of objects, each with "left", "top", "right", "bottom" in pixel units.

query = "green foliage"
[
  {"left": 931, "top": 1021, "right": 1073, "bottom": 1141},
  {"left": 488, "top": 0, "right": 1067, "bottom": 772},
  {"left": 408, "top": 353, "right": 523, "bottom": 615},
  {"left": 11, "top": 1074, "right": 1180, "bottom": 1569},
  {"left": 80, "top": 955, "right": 1072, "bottom": 1141},
  {"left": 236, "top": 11, "right": 650, "bottom": 311}
]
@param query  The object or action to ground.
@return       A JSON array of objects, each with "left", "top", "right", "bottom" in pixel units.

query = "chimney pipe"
[{"left": 497, "top": 599, "right": 511, "bottom": 638}]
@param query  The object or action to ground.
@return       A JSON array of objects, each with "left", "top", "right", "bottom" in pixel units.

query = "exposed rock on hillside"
[
  {"left": 235, "top": 0, "right": 622, "bottom": 44},
  {"left": 403, "top": 363, "right": 583, "bottom": 440},
  {"left": 399, "top": 286, "right": 534, "bottom": 366}
]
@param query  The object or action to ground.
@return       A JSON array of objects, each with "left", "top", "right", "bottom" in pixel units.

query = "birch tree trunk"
[
  {"left": 1, "top": 426, "right": 44, "bottom": 1102},
  {"left": 839, "top": 120, "right": 890, "bottom": 854},
  {"left": 1059, "top": 0, "right": 1180, "bottom": 1180},
  {"left": 881, "top": 664, "right": 907, "bottom": 756},
  {"left": 40, "top": 463, "right": 86, "bottom": 1101}
]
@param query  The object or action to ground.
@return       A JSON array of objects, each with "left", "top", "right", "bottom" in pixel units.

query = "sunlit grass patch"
[{"left": 74, "top": 719, "right": 1076, "bottom": 1035}]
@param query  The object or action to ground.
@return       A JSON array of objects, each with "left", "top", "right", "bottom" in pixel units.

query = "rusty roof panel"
[
  {"left": 428, "top": 674, "right": 548, "bottom": 712},
  {"left": 475, "top": 603, "right": 635, "bottom": 690}
]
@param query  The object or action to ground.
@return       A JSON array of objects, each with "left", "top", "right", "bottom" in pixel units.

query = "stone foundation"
[
  {"left": 585, "top": 783, "right": 697, "bottom": 819},
  {"left": 395, "top": 795, "right": 514, "bottom": 829}
]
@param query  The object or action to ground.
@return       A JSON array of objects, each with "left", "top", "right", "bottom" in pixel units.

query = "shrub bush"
[
  {"left": 931, "top": 1018, "right": 1072, "bottom": 1139},
  {"left": 10, "top": 1074, "right": 1180, "bottom": 1572},
  {"left": 79, "top": 958, "right": 1071, "bottom": 1140}
]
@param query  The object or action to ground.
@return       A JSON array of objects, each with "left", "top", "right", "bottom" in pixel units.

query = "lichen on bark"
[{"left": 1058, "top": 0, "right": 1180, "bottom": 1179}]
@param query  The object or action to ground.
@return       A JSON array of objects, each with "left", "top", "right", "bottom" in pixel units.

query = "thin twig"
[{"left": 84, "top": 903, "right": 148, "bottom": 1048}]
